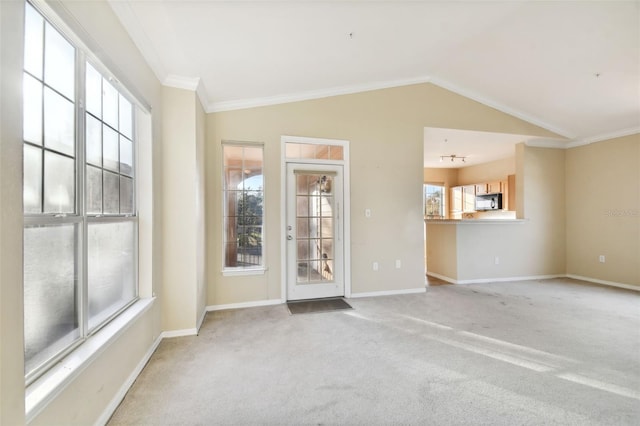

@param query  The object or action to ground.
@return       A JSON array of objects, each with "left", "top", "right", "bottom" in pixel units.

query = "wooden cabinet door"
[
  {"left": 450, "top": 186, "right": 463, "bottom": 214},
  {"left": 500, "top": 180, "right": 508, "bottom": 210},
  {"left": 463, "top": 185, "right": 476, "bottom": 212},
  {"left": 475, "top": 184, "right": 488, "bottom": 195},
  {"left": 487, "top": 181, "right": 502, "bottom": 193}
]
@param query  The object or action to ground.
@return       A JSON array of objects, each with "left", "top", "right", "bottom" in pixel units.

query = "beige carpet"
[{"left": 108, "top": 278, "right": 640, "bottom": 425}]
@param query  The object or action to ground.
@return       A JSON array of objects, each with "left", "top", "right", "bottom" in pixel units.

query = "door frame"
[{"left": 280, "top": 135, "right": 351, "bottom": 302}]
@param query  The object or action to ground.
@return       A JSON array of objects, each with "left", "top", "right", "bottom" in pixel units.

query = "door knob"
[{"left": 287, "top": 235, "right": 293, "bottom": 240}]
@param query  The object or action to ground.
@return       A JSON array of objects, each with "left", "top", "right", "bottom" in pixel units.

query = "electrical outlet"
[
  {"left": 373, "top": 261, "right": 379, "bottom": 271},
  {"left": 395, "top": 259, "right": 401, "bottom": 269},
  {"left": 599, "top": 255, "right": 605, "bottom": 263},
  {"left": 494, "top": 256, "right": 500, "bottom": 265},
  {"left": 365, "top": 208, "right": 372, "bottom": 218}
]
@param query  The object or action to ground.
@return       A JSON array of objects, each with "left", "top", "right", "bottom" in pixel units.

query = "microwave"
[{"left": 475, "top": 193, "right": 503, "bottom": 211}]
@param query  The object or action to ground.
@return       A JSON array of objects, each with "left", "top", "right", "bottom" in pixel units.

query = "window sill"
[
  {"left": 222, "top": 267, "right": 266, "bottom": 277},
  {"left": 25, "top": 298, "right": 155, "bottom": 423}
]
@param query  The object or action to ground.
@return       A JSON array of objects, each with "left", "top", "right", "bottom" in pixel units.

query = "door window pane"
[
  {"left": 44, "top": 152, "right": 74, "bottom": 213},
  {"left": 44, "top": 87, "right": 74, "bottom": 156},
  {"left": 87, "top": 221, "right": 136, "bottom": 330},
  {"left": 23, "top": 74, "right": 43, "bottom": 145},
  {"left": 24, "top": 223, "right": 80, "bottom": 374},
  {"left": 24, "top": 145, "right": 42, "bottom": 214},
  {"left": 44, "top": 22, "right": 74, "bottom": 100}
]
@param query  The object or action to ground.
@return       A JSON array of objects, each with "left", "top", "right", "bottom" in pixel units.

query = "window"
[
  {"left": 222, "top": 143, "right": 264, "bottom": 270},
  {"left": 22, "top": 2, "right": 137, "bottom": 382},
  {"left": 424, "top": 184, "right": 445, "bottom": 219}
]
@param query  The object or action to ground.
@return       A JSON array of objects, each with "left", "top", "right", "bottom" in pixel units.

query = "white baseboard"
[
  {"left": 207, "top": 299, "right": 283, "bottom": 312},
  {"left": 426, "top": 272, "right": 565, "bottom": 285},
  {"left": 161, "top": 328, "right": 198, "bottom": 338},
  {"left": 95, "top": 334, "right": 162, "bottom": 426},
  {"left": 566, "top": 274, "right": 639, "bottom": 292},
  {"left": 350, "top": 287, "right": 426, "bottom": 298}
]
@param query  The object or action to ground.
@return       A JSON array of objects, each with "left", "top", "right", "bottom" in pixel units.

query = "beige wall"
[
  {"left": 566, "top": 134, "right": 640, "bottom": 286},
  {"left": 0, "top": 0, "right": 164, "bottom": 424},
  {"left": 457, "top": 156, "right": 515, "bottom": 185},
  {"left": 161, "top": 87, "right": 209, "bottom": 332},
  {"left": 426, "top": 145, "right": 566, "bottom": 281},
  {"left": 206, "top": 83, "right": 559, "bottom": 305}
]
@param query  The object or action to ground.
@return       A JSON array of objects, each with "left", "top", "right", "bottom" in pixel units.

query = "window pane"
[
  {"left": 24, "top": 4, "right": 44, "bottom": 79},
  {"left": 103, "top": 125, "right": 119, "bottom": 172},
  {"left": 85, "top": 63, "right": 102, "bottom": 117},
  {"left": 44, "top": 87, "right": 74, "bottom": 156},
  {"left": 120, "top": 176, "right": 133, "bottom": 214},
  {"left": 24, "top": 223, "right": 80, "bottom": 374},
  {"left": 44, "top": 23, "right": 74, "bottom": 99},
  {"left": 86, "top": 113, "right": 102, "bottom": 166},
  {"left": 23, "top": 74, "right": 43, "bottom": 145},
  {"left": 103, "top": 171, "right": 119, "bottom": 214},
  {"left": 24, "top": 145, "right": 42, "bottom": 214},
  {"left": 329, "top": 145, "right": 344, "bottom": 160},
  {"left": 44, "top": 151, "right": 74, "bottom": 214},
  {"left": 86, "top": 166, "right": 102, "bottom": 214},
  {"left": 119, "top": 94, "right": 132, "bottom": 139},
  {"left": 102, "top": 79, "right": 118, "bottom": 129},
  {"left": 119, "top": 136, "right": 133, "bottom": 176},
  {"left": 87, "top": 221, "right": 136, "bottom": 330}
]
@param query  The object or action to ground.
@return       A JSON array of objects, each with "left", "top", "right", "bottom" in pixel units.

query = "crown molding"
[
  {"left": 566, "top": 126, "right": 640, "bottom": 148},
  {"left": 207, "top": 76, "right": 432, "bottom": 113},
  {"left": 525, "top": 138, "right": 570, "bottom": 149},
  {"left": 162, "top": 75, "right": 210, "bottom": 110},
  {"left": 428, "top": 77, "right": 575, "bottom": 140},
  {"left": 107, "top": 0, "right": 167, "bottom": 85}
]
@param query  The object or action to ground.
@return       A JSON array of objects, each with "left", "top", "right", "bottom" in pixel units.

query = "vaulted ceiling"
[{"left": 109, "top": 0, "right": 639, "bottom": 147}]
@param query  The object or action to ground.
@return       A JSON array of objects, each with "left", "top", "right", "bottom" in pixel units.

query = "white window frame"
[{"left": 22, "top": 0, "right": 142, "bottom": 385}]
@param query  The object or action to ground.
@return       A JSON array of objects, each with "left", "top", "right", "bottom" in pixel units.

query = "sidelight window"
[{"left": 222, "top": 143, "right": 264, "bottom": 271}]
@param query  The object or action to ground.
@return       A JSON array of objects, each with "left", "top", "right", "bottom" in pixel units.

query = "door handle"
[{"left": 287, "top": 235, "right": 293, "bottom": 240}]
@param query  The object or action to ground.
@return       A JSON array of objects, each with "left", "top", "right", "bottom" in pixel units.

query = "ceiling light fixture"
[{"left": 440, "top": 154, "right": 467, "bottom": 163}]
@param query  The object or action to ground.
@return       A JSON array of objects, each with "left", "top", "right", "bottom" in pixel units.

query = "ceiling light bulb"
[
  {"left": 462, "top": 158, "right": 466, "bottom": 163},
  {"left": 451, "top": 157, "right": 454, "bottom": 162}
]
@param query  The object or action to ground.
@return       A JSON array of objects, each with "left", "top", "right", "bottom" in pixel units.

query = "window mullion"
[{"left": 76, "top": 51, "right": 89, "bottom": 340}]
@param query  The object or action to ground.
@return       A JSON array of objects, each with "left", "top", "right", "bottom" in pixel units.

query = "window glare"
[
  {"left": 24, "top": 3, "right": 44, "bottom": 79},
  {"left": 44, "top": 22, "right": 75, "bottom": 99}
]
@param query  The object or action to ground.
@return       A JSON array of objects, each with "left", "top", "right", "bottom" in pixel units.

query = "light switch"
[{"left": 365, "top": 208, "right": 371, "bottom": 218}]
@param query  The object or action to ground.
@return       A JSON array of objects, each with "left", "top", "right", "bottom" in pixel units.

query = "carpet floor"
[{"left": 108, "top": 278, "right": 640, "bottom": 425}]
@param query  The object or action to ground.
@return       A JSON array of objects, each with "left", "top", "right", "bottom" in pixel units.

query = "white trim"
[
  {"left": 161, "top": 328, "right": 198, "bottom": 339},
  {"left": 425, "top": 272, "right": 566, "bottom": 285},
  {"left": 281, "top": 136, "right": 351, "bottom": 302},
  {"left": 222, "top": 267, "right": 266, "bottom": 277},
  {"left": 350, "top": 287, "right": 426, "bottom": 299},
  {"left": 94, "top": 334, "right": 162, "bottom": 426},
  {"left": 525, "top": 138, "right": 570, "bottom": 149},
  {"left": 566, "top": 274, "right": 640, "bottom": 292},
  {"left": 566, "top": 127, "right": 640, "bottom": 148},
  {"left": 207, "top": 299, "right": 283, "bottom": 312},
  {"left": 25, "top": 299, "right": 155, "bottom": 423},
  {"left": 208, "top": 76, "right": 432, "bottom": 112}
]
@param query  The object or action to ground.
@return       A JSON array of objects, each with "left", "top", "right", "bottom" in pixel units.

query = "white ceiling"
[{"left": 108, "top": 0, "right": 640, "bottom": 146}]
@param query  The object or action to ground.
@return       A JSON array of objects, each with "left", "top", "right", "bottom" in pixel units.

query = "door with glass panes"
[{"left": 286, "top": 163, "right": 344, "bottom": 301}]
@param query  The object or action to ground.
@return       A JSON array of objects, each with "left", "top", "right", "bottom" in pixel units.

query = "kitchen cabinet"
[
  {"left": 463, "top": 185, "right": 476, "bottom": 213},
  {"left": 487, "top": 181, "right": 502, "bottom": 193},
  {"left": 449, "top": 186, "right": 463, "bottom": 218},
  {"left": 475, "top": 184, "right": 488, "bottom": 195}
]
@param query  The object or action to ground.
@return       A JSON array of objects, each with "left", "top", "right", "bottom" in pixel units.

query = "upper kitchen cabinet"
[{"left": 463, "top": 185, "right": 476, "bottom": 213}]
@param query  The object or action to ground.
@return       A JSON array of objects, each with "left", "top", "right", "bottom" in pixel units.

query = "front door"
[{"left": 286, "top": 163, "right": 344, "bottom": 301}]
